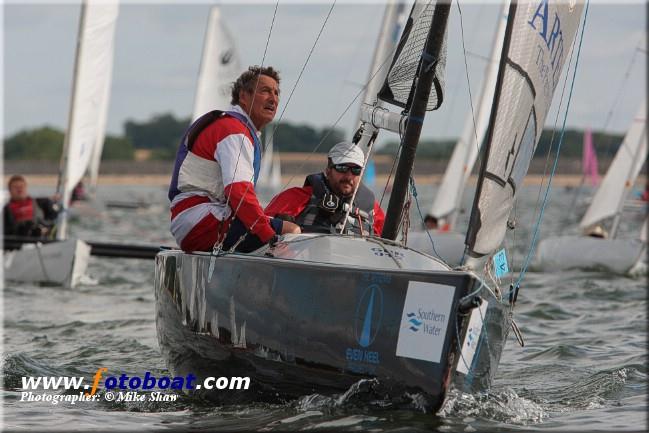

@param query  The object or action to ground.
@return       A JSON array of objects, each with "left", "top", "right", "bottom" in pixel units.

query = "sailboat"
[
  {"left": 4, "top": 0, "right": 119, "bottom": 288},
  {"left": 352, "top": 0, "right": 408, "bottom": 192},
  {"left": 407, "top": 2, "right": 507, "bottom": 266},
  {"left": 536, "top": 101, "right": 647, "bottom": 274},
  {"left": 154, "top": 0, "right": 583, "bottom": 411}
]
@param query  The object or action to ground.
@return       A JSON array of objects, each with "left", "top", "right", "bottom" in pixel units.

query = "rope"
[
  {"left": 410, "top": 177, "right": 446, "bottom": 261},
  {"left": 512, "top": 0, "right": 590, "bottom": 292}
]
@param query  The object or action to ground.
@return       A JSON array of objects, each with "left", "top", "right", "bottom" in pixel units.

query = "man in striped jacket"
[{"left": 168, "top": 66, "right": 301, "bottom": 252}]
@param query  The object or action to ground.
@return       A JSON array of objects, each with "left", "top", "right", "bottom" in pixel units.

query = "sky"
[{"left": 2, "top": 1, "right": 647, "bottom": 148}]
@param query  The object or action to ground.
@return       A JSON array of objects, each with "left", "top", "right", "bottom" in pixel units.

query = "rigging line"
[
  {"left": 455, "top": 0, "right": 482, "bottom": 174},
  {"left": 410, "top": 177, "right": 445, "bottom": 261},
  {"left": 526, "top": 5, "right": 584, "bottom": 252},
  {"left": 214, "top": 1, "right": 280, "bottom": 253},
  {"left": 266, "top": 1, "right": 337, "bottom": 146},
  {"left": 513, "top": 0, "right": 591, "bottom": 291},
  {"left": 265, "top": 37, "right": 401, "bottom": 212}
]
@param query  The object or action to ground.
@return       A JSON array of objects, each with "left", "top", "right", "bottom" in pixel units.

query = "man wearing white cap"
[{"left": 265, "top": 141, "right": 385, "bottom": 236}]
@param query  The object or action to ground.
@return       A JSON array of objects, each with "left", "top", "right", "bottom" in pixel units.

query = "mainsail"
[
  {"left": 428, "top": 2, "right": 507, "bottom": 227},
  {"left": 465, "top": 1, "right": 584, "bottom": 257},
  {"left": 378, "top": 1, "right": 447, "bottom": 111},
  {"left": 192, "top": 6, "right": 241, "bottom": 120},
  {"left": 579, "top": 101, "right": 647, "bottom": 235},
  {"left": 56, "top": 0, "right": 119, "bottom": 239}
]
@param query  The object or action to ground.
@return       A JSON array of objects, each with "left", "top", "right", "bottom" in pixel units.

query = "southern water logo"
[
  {"left": 354, "top": 284, "right": 383, "bottom": 347},
  {"left": 406, "top": 312, "right": 422, "bottom": 332}
]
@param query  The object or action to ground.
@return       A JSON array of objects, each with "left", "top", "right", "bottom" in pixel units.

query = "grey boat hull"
[{"left": 154, "top": 235, "right": 511, "bottom": 411}]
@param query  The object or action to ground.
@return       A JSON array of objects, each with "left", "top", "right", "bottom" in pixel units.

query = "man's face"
[
  {"left": 325, "top": 164, "right": 361, "bottom": 198},
  {"left": 9, "top": 180, "right": 28, "bottom": 201},
  {"left": 238, "top": 74, "right": 279, "bottom": 130}
]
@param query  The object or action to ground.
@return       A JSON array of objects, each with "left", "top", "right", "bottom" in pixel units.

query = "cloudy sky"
[{"left": 3, "top": 1, "right": 646, "bottom": 147}]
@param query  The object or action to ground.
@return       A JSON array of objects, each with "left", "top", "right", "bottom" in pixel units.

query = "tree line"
[{"left": 4, "top": 112, "right": 624, "bottom": 161}]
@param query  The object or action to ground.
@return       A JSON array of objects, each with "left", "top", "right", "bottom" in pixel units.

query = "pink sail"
[{"left": 582, "top": 128, "right": 600, "bottom": 186}]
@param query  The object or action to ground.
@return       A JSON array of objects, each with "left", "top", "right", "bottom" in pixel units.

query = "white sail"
[
  {"left": 579, "top": 101, "right": 647, "bottom": 232},
  {"left": 87, "top": 36, "right": 115, "bottom": 195},
  {"left": 258, "top": 133, "right": 282, "bottom": 192},
  {"left": 465, "top": 1, "right": 584, "bottom": 257},
  {"left": 192, "top": 6, "right": 241, "bottom": 120},
  {"left": 428, "top": 2, "right": 507, "bottom": 226},
  {"left": 57, "top": 0, "right": 119, "bottom": 239},
  {"left": 355, "top": 1, "right": 407, "bottom": 138}
]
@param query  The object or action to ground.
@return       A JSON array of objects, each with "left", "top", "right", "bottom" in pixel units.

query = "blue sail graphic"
[{"left": 359, "top": 287, "right": 375, "bottom": 347}]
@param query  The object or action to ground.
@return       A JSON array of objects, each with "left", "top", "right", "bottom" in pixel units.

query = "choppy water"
[{"left": 2, "top": 183, "right": 647, "bottom": 432}]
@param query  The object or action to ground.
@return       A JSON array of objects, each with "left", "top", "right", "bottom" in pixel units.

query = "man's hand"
[{"left": 280, "top": 221, "right": 301, "bottom": 235}]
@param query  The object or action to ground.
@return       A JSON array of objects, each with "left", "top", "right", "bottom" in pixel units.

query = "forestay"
[
  {"left": 579, "top": 101, "right": 647, "bottom": 232},
  {"left": 465, "top": 1, "right": 584, "bottom": 257},
  {"left": 428, "top": 2, "right": 507, "bottom": 225},
  {"left": 57, "top": 0, "right": 119, "bottom": 239},
  {"left": 378, "top": 1, "right": 447, "bottom": 111},
  {"left": 192, "top": 6, "right": 241, "bottom": 120}
]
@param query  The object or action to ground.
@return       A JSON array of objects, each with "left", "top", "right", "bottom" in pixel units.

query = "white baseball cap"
[{"left": 328, "top": 141, "right": 365, "bottom": 168}]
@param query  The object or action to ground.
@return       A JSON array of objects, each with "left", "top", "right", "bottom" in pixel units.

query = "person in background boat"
[
  {"left": 71, "top": 181, "right": 87, "bottom": 202},
  {"left": 168, "top": 65, "right": 301, "bottom": 253},
  {"left": 265, "top": 141, "right": 385, "bottom": 236},
  {"left": 423, "top": 214, "right": 450, "bottom": 231},
  {"left": 3, "top": 175, "right": 59, "bottom": 237},
  {"left": 585, "top": 225, "right": 608, "bottom": 239}
]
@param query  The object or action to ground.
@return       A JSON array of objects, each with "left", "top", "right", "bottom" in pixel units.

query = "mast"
[{"left": 381, "top": 2, "right": 451, "bottom": 240}]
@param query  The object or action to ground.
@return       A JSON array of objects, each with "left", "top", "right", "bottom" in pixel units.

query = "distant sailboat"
[
  {"left": 352, "top": 0, "right": 407, "bottom": 191},
  {"left": 582, "top": 128, "right": 600, "bottom": 187},
  {"left": 536, "top": 101, "right": 647, "bottom": 274},
  {"left": 408, "top": 2, "right": 507, "bottom": 266},
  {"left": 5, "top": 0, "right": 119, "bottom": 288}
]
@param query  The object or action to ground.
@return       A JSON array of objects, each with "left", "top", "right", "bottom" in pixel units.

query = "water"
[{"left": 2, "top": 183, "right": 647, "bottom": 431}]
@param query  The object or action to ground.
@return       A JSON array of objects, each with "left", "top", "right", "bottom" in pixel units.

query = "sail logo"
[
  {"left": 406, "top": 313, "right": 422, "bottom": 332},
  {"left": 353, "top": 284, "right": 383, "bottom": 347},
  {"left": 221, "top": 49, "right": 233, "bottom": 65},
  {"left": 528, "top": 0, "right": 567, "bottom": 88},
  {"left": 345, "top": 284, "right": 383, "bottom": 373}
]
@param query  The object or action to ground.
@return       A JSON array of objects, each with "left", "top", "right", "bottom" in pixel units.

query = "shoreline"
[{"left": 7, "top": 174, "right": 646, "bottom": 188}]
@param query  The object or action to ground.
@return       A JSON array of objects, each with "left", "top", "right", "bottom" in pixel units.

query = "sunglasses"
[{"left": 331, "top": 164, "right": 362, "bottom": 176}]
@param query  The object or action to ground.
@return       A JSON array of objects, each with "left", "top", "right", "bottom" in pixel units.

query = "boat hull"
[
  {"left": 3, "top": 239, "right": 90, "bottom": 288},
  {"left": 155, "top": 244, "right": 485, "bottom": 411},
  {"left": 535, "top": 235, "right": 644, "bottom": 274}
]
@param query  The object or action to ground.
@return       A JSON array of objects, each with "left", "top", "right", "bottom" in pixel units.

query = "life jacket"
[
  {"left": 6, "top": 197, "right": 47, "bottom": 236},
  {"left": 168, "top": 109, "right": 262, "bottom": 203},
  {"left": 295, "top": 173, "right": 375, "bottom": 236}
]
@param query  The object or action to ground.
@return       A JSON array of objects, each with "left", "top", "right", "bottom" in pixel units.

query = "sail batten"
[{"left": 465, "top": 1, "right": 585, "bottom": 258}]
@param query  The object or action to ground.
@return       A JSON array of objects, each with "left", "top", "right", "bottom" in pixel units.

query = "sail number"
[{"left": 371, "top": 247, "right": 404, "bottom": 259}]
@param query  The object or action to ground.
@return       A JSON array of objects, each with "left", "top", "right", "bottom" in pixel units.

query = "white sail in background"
[
  {"left": 258, "top": 133, "right": 282, "bottom": 192},
  {"left": 355, "top": 1, "right": 407, "bottom": 141},
  {"left": 87, "top": 38, "right": 115, "bottom": 195},
  {"left": 428, "top": 2, "right": 507, "bottom": 227},
  {"left": 57, "top": 0, "right": 119, "bottom": 239},
  {"left": 466, "top": 1, "right": 584, "bottom": 257},
  {"left": 192, "top": 6, "right": 241, "bottom": 120},
  {"left": 579, "top": 101, "right": 647, "bottom": 232}
]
